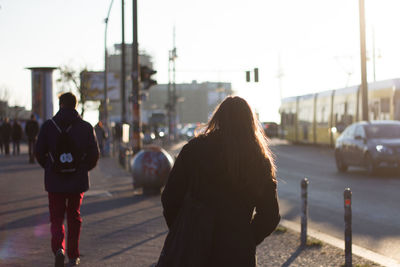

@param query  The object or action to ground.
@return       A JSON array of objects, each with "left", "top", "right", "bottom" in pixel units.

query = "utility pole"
[
  {"left": 172, "top": 27, "right": 177, "bottom": 140},
  {"left": 359, "top": 0, "right": 368, "bottom": 121},
  {"left": 167, "top": 53, "right": 172, "bottom": 142},
  {"left": 132, "top": 0, "right": 142, "bottom": 153},
  {"left": 121, "top": 0, "right": 127, "bottom": 123},
  {"left": 168, "top": 27, "right": 177, "bottom": 142}
]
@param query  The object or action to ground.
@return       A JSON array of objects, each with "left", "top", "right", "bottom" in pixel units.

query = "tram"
[{"left": 279, "top": 78, "right": 400, "bottom": 146}]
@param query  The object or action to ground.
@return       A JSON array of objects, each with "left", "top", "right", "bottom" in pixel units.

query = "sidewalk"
[{"left": 0, "top": 142, "right": 386, "bottom": 266}]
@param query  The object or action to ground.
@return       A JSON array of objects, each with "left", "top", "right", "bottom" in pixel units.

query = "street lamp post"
[
  {"left": 132, "top": 0, "right": 142, "bottom": 154},
  {"left": 104, "top": 0, "right": 115, "bottom": 125},
  {"left": 359, "top": 0, "right": 368, "bottom": 121}
]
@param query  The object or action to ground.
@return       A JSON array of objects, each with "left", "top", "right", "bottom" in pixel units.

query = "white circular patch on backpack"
[{"left": 60, "top": 153, "right": 74, "bottom": 163}]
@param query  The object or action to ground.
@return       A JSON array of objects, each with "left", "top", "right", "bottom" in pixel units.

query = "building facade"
[
  {"left": 104, "top": 43, "right": 153, "bottom": 123},
  {"left": 142, "top": 80, "right": 233, "bottom": 125},
  {"left": 101, "top": 43, "right": 233, "bottom": 125}
]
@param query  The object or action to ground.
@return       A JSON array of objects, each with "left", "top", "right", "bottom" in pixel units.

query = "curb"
[{"left": 280, "top": 219, "right": 400, "bottom": 267}]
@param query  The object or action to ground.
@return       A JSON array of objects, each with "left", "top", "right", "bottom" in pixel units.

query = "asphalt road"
[{"left": 270, "top": 138, "right": 400, "bottom": 263}]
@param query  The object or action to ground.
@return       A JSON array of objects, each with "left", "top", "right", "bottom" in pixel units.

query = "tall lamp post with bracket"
[{"left": 103, "top": 0, "right": 115, "bottom": 125}]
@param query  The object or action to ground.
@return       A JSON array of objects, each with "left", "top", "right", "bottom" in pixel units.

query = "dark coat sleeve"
[
  {"left": 250, "top": 179, "right": 280, "bottom": 245},
  {"left": 35, "top": 122, "right": 49, "bottom": 168},
  {"left": 84, "top": 124, "right": 100, "bottom": 171},
  {"left": 161, "top": 144, "right": 191, "bottom": 229}
]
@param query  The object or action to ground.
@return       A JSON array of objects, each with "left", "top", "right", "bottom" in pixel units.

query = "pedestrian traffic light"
[
  {"left": 254, "top": 68, "right": 259, "bottom": 82},
  {"left": 140, "top": 65, "right": 157, "bottom": 90}
]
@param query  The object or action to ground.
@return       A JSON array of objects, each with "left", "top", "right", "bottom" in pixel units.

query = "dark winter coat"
[
  {"left": 0, "top": 122, "right": 3, "bottom": 143},
  {"left": 25, "top": 119, "right": 39, "bottom": 140},
  {"left": 35, "top": 108, "right": 99, "bottom": 193},
  {"left": 161, "top": 135, "right": 280, "bottom": 267},
  {"left": 1, "top": 121, "right": 12, "bottom": 142},
  {"left": 11, "top": 122, "right": 23, "bottom": 141}
]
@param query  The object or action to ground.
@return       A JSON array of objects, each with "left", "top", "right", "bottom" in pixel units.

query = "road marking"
[{"left": 280, "top": 219, "right": 400, "bottom": 267}]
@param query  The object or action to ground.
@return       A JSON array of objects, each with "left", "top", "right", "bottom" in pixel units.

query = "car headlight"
[{"left": 376, "top": 145, "right": 394, "bottom": 155}]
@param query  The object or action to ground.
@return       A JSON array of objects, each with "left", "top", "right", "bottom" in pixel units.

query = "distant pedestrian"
[
  {"left": 11, "top": 119, "right": 22, "bottom": 155},
  {"left": 94, "top": 121, "right": 107, "bottom": 156},
  {"left": 36, "top": 92, "right": 99, "bottom": 267},
  {"left": 1, "top": 117, "right": 12, "bottom": 155},
  {"left": 25, "top": 114, "right": 39, "bottom": 163},
  {"left": 158, "top": 96, "right": 280, "bottom": 267},
  {"left": 0, "top": 118, "right": 4, "bottom": 155}
]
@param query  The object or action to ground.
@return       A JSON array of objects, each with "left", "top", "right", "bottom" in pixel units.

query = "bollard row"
[{"left": 299, "top": 178, "right": 352, "bottom": 266}]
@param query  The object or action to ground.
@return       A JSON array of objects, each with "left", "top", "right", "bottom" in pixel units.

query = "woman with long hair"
[{"left": 160, "top": 96, "right": 280, "bottom": 267}]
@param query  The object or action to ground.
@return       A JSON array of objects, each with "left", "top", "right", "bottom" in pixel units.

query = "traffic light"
[
  {"left": 140, "top": 65, "right": 157, "bottom": 90},
  {"left": 245, "top": 68, "right": 259, "bottom": 82},
  {"left": 254, "top": 68, "right": 259, "bottom": 82},
  {"left": 246, "top": 71, "right": 251, "bottom": 82}
]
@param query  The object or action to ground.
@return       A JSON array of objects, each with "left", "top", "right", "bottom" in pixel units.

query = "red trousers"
[{"left": 48, "top": 192, "right": 84, "bottom": 259}]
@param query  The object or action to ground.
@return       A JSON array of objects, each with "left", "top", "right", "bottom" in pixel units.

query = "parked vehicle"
[
  {"left": 335, "top": 120, "right": 400, "bottom": 175},
  {"left": 262, "top": 122, "right": 278, "bottom": 138}
]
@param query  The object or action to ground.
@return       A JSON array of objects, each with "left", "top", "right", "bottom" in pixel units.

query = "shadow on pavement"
[
  {"left": 0, "top": 194, "right": 46, "bottom": 206},
  {"left": 0, "top": 193, "right": 148, "bottom": 230},
  {"left": 102, "top": 230, "right": 167, "bottom": 260},
  {"left": 0, "top": 203, "right": 48, "bottom": 216},
  {"left": 281, "top": 246, "right": 303, "bottom": 267},
  {"left": 100, "top": 215, "right": 163, "bottom": 239},
  {"left": 87, "top": 203, "right": 160, "bottom": 226}
]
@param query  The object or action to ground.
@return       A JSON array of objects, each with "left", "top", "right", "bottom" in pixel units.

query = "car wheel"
[
  {"left": 365, "top": 153, "right": 377, "bottom": 176},
  {"left": 335, "top": 150, "right": 348, "bottom": 172}
]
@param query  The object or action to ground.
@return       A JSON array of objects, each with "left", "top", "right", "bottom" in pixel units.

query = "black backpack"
[{"left": 49, "top": 119, "right": 81, "bottom": 174}]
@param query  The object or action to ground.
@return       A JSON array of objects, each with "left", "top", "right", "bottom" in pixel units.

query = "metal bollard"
[
  {"left": 301, "top": 178, "right": 309, "bottom": 247},
  {"left": 344, "top": 188, "right": 352, "bottom": 267}
]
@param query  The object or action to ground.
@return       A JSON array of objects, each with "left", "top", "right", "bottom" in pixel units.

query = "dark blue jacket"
[{"left": 35, "top": 108, "right": 99, "bottom": 193}]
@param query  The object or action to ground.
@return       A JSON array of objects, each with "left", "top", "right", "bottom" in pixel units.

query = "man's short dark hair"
[{"left": 59, "top": 92, "right": 77, "bottom": 109}]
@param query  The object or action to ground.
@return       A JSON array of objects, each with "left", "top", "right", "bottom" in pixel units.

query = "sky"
[{"left": 1, "top": 0, "right": 400, "bottom": 124}]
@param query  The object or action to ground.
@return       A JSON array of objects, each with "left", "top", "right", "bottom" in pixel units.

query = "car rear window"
[{"left": 364, "top": 124, "right": 400, "bottom": 139}]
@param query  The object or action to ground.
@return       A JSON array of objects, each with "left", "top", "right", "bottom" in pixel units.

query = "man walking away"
[
  {"left": 11, "top": 119, "right": 22, "bottom": 155},
  {"left": 25, "top": 114, "right": 39, "bottom": 163},
  {"left": 1, "top": 118, "right": 12, "bottom": 155},
  {"left": 0, "top": 118, "right": 4, "bottom": 155},
  {"left": 36, "top": 92, "right": 99, "bottom": 267}
]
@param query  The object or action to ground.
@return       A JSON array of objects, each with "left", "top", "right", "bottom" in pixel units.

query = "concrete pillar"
[{"left": 26, "top": 67, "right": 57, "bottom": 123}]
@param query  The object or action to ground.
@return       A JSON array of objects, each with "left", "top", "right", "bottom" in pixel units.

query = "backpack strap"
[
  {"left": 51, "top": 119, "right": 62, "bottom": 133},
  {"left": 49, "top": 119, "right": 75, "bottom": 164},
  {"left": 51, "top": 119, "right": 73, "bottom": 133}
]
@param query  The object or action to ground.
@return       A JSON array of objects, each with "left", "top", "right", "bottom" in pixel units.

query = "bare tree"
[
  {"left": 57, "top": 65, "right": 92, "bottom": 117},
  {"left": 0, "top": 86, "right": 10, "bottom": 118}
]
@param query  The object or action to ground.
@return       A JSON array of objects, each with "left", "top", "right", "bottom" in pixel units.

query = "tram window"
[
  {"left": 289, "top": 114, "right": 295, "bottom": 125},
  {"left": 317, "top": 107, "right": 325, "bottom": 123},
  {"left": 381, "top": 98, "right": 390, "bottom": 113}
]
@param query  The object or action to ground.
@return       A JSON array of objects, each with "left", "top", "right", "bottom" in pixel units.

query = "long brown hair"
[{"left": 200, "top": 96, "right": 276, "bottom": 189}]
